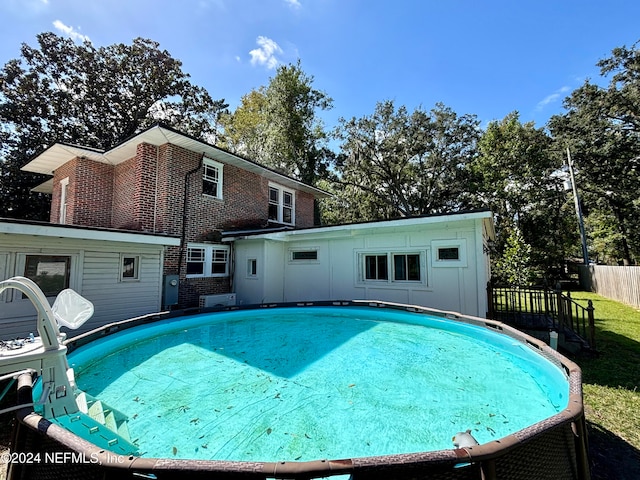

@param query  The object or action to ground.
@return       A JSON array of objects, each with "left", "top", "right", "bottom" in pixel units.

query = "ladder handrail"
[{"left": 0, "top": 276, "right": 64, "bottom": 349}]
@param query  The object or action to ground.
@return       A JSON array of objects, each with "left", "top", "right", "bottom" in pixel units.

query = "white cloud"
[
  {"left": 52, "top": 20, "right": 90, "bottom": 43},
  {"left": 249, "top": 36, "right": 282, "bottom": 69},
  {"left": 284, "top": 0, "right": 301, "bottom": 8},
  {"left": 536, "top": 85, "right": 570, "bottom": 111}
]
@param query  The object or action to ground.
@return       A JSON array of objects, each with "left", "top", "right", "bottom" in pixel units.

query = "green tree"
[
  {"left": 494, "top": 227, "right": 534, "bottom": 286},
  {"left": 473, "top": 112, "right": 574, "bottom": 279},
  {"left": 330, "top": 100, "right": 480, "bottom": 222},
  {"left": 549, "top": 41, "right": 640, "bottom": 265},
  {"left": 219, "top": 60, "right": 333, "bottom": 185},
  {"left": 0, "top": 32, "right": 227, "bottom": 219}
]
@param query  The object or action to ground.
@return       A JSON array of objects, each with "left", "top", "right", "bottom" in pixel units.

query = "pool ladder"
[
  {"left": 0, "top": 276, "right": 138, "bottom": 456},
  {"left": 51, "top": 390, "right": 139, "bottom": 456}
]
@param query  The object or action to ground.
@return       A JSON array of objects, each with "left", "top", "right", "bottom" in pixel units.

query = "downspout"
[
  {"left": 153, "top": 146, "right": 159, "bottom": 233},
  {"left": 177, "top": 152, "right": 205, "bottom": 279}
]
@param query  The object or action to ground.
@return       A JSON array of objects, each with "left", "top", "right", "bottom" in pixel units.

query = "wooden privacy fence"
[
  {"left": 487, "top": 284, "right": 596, "bottom": 350},
  {"left": 579, "top": 265, "right": 640, "bottom": 309}
]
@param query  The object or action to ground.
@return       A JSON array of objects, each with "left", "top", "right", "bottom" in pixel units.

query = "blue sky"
[{"left": 1, "top": 0, "right": 639, "bottom": 132}]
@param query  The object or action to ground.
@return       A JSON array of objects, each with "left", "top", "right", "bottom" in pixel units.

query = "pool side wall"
[{"left": 8, "top": 301, "right": 590, "bottom": 480}]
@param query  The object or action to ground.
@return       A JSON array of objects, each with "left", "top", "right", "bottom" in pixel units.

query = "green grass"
[{"left": 569, "top": 292, "right": 640, "bottom": 478}]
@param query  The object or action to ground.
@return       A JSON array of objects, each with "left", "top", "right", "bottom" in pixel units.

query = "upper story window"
[
  {"left": 59, "top": 177, "right": 69, "bottom": 224},
  {"left": 186, "top": 244, "right": 230, "bottom": 278},
  {"left": 268, "top": 183, "right": 295, "bottom": 225},
  {"left": 203, "top": 158, "right": 223, "bottom": 200}
]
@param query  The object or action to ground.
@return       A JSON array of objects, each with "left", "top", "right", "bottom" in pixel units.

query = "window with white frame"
[
  {"left": 268, "top": 183, "right": 294, "bottom": 225},
  {"left": 23, "top": 254, "right": 72, "bottom": 297},
  {"left": 431, "top": 239, "right": 467, "bottom": 268},
  {"left": 289, "top": 248, "right": 319, "bottom": 262},
  {"left": 186, "top": 244, "right": 230, "bottom": 278},
  {"left": 59, "top": 177, "right": 69, "bottom": 224},
  {"left": 364, "top": 254, "right": 388, "bottom": 280},
  {"left": 121, "top": 255, "right": 140, "bottom": 281},
  {"left": 360, "top": 251, "right": 425, "bottom": 283},
  {"left": 202, "top": 158, "right": 223, "bottom": 199},
  {"left": 247, "top": 258, "right": 257, "bottom": 277}
]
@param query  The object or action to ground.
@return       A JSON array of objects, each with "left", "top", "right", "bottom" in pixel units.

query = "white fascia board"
[
  {"left": 237, "top": 211, "right": 494, "bottom": 242},
  {"left": 0, "top": 222, "right": 181, "bottom": 246}
]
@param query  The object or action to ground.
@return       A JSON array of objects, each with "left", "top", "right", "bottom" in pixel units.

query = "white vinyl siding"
[{"left": 0, "top": 234, "right": 167, "bottom": 338}]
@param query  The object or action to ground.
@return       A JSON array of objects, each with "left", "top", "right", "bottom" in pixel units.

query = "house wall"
[
  {"left": 233, "top": 218, "right": 490, "bottom": 318},
  {"left": 46, "top": 141, "right": 318, "bottom": 308},
  {"left": 0, "top": 234, "right": 167, "bottom": 338},
  {"left": 51, "top": 158, "right": 114, "bottom": 228}
]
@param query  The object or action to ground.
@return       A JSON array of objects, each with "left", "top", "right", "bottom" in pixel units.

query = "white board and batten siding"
[
  {"left": 233, "top": 211, "right": 494, "bottom": 318},
  {"left": 0, "top": 221, "right": 179, "bottom": 339}
]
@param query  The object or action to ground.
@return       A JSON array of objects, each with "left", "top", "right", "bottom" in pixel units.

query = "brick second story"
[{"left": 23, "top": 124, "right": 328, "bottom": 241}]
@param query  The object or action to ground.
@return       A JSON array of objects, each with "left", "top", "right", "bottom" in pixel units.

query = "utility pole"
[{"left": 566, "top": 148, "right": 589, "bottom": 265}]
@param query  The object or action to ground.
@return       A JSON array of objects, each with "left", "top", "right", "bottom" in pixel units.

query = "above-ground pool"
[
  {"left": 67, "top": 305, "right": 568, "bottom": 463},
  {"left": 14, "top": 301, "right": 589, "bottom": 480}
]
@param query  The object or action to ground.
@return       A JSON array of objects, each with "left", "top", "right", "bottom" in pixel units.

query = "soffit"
[{"left": 22, "top": 125, "right": 330, "bottom": 198}]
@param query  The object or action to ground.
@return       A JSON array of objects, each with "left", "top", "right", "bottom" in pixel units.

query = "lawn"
[{"left": 570, "top": 292, "right": 640, "bottom": 479}]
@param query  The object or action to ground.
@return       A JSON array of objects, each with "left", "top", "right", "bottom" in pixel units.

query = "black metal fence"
[{"left": 487, "top": 284, "right": 595, "bottom": 350}]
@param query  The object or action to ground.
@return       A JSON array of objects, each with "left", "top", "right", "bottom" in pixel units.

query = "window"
[
  {"left": 186, "top": 244, "right": 230, "bottom": 278},
  {"left": 438, "top": 247, "right": 459, "bottom": 261},
  {"left": 360, "top": 252, "right": 425, "bottom": 283},
  {"left": 268, "top": 184, "right": 295, "bottom": 225},
  {"left": 247, "top": 259, "right": 257, "bottom": 277},
  {"left": 186, "top": 247, "right": 205, "bottom": 275},
  {"left": 365, "top": 254, "right": 388, "bottom": 280},
  {"left": 291, "top": 250, "right": 318, "bottom": 261},
  {"left": 121, "top": 255, "right": 140, "bottom": 281},
  {"left": 211, "top": 249, "right": 228, "bottom": 274},
  {"left": 393, "top": 254, "right": 421, "bottom": 281},
  {"left": 432, "top": 240, "right": 467, "bottom": 268},
  {"left": 59, "top": 177, "right": 69, "bottom": 224},
  {"left": 202, "top": 158, "right": 223, "bottom": 199},
  {"left": 23, "top": 255, "right": 71, "bottom": 297}
]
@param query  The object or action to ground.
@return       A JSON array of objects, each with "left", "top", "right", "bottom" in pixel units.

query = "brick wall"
[
  {"left": 51, "top": 159, "right": 77, "bottom": 224},
  {"left": 112, "top": 143, "right": 159, "bottom": 231},
  {"left": 51, "top": 158, "right": 113, "bottom": 227},
  {"left": 48, "top": 140, "right": 318, "bottom": 308}
]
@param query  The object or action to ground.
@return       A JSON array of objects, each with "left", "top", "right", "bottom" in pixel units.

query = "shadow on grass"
[
  {"left": 577, "top": 329, "right": 640, "bottom": 389},
  {"left": 588, "top": 420, "right": 640, "bottom": 480}
]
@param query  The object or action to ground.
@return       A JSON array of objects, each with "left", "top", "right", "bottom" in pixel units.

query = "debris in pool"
[
  {"left": 452, "top": 430, "right": 479, "bottom": 448},
  {"left": 190, "top": 418, "right": 200, "bottom": 424},
  {"left": 178, "top": 405, "right": 190, "bottom": 412},
  {"left": 133, "top": 396, "right": 140, "bottom": 402},
  {"left": 172, "top": 446, "right": 178, "bottom": 455},
  {"left": 202, "top": 444, "right": 208, "bottom": 449},
  {"left": 487, "top": 426, "right": 496, "bottom": 435},
  {"left": 348, "top": 384, "right": 356, "bottom": 388},
  {"left": 267, "top": 428, "right": 272, "bottom": 435}
]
